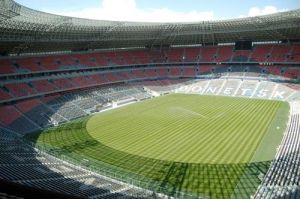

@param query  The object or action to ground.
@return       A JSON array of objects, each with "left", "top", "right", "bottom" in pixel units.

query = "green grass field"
[{"left": 25, "top": 94, "right": 289, "bottom": 199}]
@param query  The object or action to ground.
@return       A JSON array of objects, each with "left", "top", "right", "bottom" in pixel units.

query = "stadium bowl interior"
[{"left": 0, "top": 0, "right": 300, "bottom": 198}]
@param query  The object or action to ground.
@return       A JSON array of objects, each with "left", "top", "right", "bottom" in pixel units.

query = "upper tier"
[
  {"left": 0, "top": 0, "right": 300, "bottom": 53},
  {"left": 1, "top": 44, "right": 300, "bottom": 76}
]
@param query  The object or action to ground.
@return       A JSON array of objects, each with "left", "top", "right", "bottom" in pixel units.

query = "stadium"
[{"left": 0, "top": 0, "right": 300, "bottom": 198}]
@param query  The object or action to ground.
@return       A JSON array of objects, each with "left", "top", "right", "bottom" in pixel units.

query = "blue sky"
[{"left": 15, "top": 0, "right": 300, "bottom": 22}]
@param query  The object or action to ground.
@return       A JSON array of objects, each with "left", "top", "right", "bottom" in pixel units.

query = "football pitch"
[{"left": 26, "top": 94, "right": 289, "bottom": 199}]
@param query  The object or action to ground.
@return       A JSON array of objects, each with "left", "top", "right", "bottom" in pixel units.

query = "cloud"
[
  {"left": 248, "top": 6, "right": 287, "bottom": 17},
  {"left": 237, "top": 6, "right": 287, "bottom": 19},
  {"left": 41, "top": 1, "right": 288, "bottom": 22},
  {"left": 43, "top": 0, "right": 214, "bottom": 22}
]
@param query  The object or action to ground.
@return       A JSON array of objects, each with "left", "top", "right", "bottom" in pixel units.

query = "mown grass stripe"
[{"left": 25, "top": 94, "right": 289, "bottom": 199}]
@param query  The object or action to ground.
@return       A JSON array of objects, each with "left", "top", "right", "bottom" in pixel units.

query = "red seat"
[
  {"left": 31, "top": 80, "right": 56, "bottom": 93},
  {"left": 16, "top": 99, "right": 41, "bottom": 113},
  {"left": 285, "top": 67, "right": 300, "bottom": 79},
  {"left": 15, "top": 58, "right": 44, "bottom": 72},
  {"left": 215, "top": 46, "right": 233, "bottom": 62},
  {"left": 251, "top": 45, "right": 273, "bottom": 62},
  {"left": 157, "top": 68, "right": 168, "bottom": 76},
  {"left": 0, "top": 89, "right": 12, "bottom": 101},
  {"left": 5, "top": 83, "right": 37, "bottom": 97},
  {"left": 184, "top": 48, "right": 201, "bottom": 62},
  {"left": 106, "top": 73, "right": 121, "bottom": 82},
  {"left": 165, "top": 49, "right": 184, "bottom": 62},
  {"left": 182, "top": 67, "right": 195, "bottom": 77},
  {"left": 169, "top": 67, "right": 181, "bottom": 76},
  {"left": 145, "top": 69, "right": 157, "bottom": 78},
  {"left": 232, "top": 50, "right": 251, "bottom": 61},
  {"left": 289, "top": 44, "right": 300, "bottom": 62},
  {"left": 199, "top": 65, "right": 213, "bottom": 73},
  {"left": 53, "top": 78, "right": 74, "bottom": 89},
  {"left": 0, "top": 60, "right": 15, "bottom": 74},
  {"left": 200, "top": 47, "right": 217, "bottom": 62},
  {"left": 40, "top": 56, "right": 60, "bottom": 71},
  {"left": 270, "top": 45, "right": 291, "bottom": 62},
  {"left": 132, "top": 70, "right": 146, "bottom": 79},
  {"left": 0, "top": 105, "right": 21, "bottom": 125}
]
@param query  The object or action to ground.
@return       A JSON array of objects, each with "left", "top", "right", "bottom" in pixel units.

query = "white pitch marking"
[{"left": 172, "top": 107, "right": 208, "bottom": 118}]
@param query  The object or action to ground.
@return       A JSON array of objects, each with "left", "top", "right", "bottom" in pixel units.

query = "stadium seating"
[
  {"left": 182, "top": 67, "right": 196, "bottom": 77},
  {"left": 199, "top": 65, "right": 214, "bottom": 74},
  {"left": 130, "top": 50, "right": 151, "bottom": 64},
  {"left": 184, "top": 48, "right": 201, "bottom": 62},
  {"left": 1, "top": 65, "right": 299, "bottom": 103},
  {"left": 0, "top": 106, "right": 21, "bottom": 126},
  {"left": 254, "top": 101, "right": 300, "bottom": 199},
  {"left": 215, "top": 46, "right": 233, "bottom": 62},
  {"left": 156, "top": 68, "right": 169, "bottom": 77},
  {"left": 144, "top": 68, "right": 157, "bottom": 78},
  {"left": 1, "top": 43, "right": 300, "bottom": 199},
  {"left": 0, "top": 131, "right": 158, "bottom": 198},
  {"left": 270, "top": 44, "right": 291, "bottom": 62},
  {"left": 1, "top": 77, "right": 300, "bottom": 199},
  {"left": 231, "top": 50, "right": 251, "bottom": 62},
  {"left": 14, "top": 58, "right": 44, "bottom": 72},
  {"left": 132, "top": 69, "right": 146, "bottom": 79},
  {"left": 265, "top": 66, "right": 284, "bottom": 76},
  {"left": 285, "top": 67, "right": 300, "bottom": 79},
  {"left": 1, "top": 44, "right": 300, "bottom": 77},
  {"left": 0, "top": 60, "right": 15, "bottom": 74},
  {"left": 5, "top": 83, "right": 37, "bottom": 97},
  {"left": 165, "top": 48, "right": 184, "bottom": 62},
  {"left": 15, "top": 99, "right": 41, "bottom": 113},
  {"left": 169, "top": 67, "right": 182, "bottom": 77},
  {"left": 289, "top": 44, "right": 300, "bottom": 62},
  {"left": 39, "top": 56, "right": 60, "bottom": 71},
  {"left": 176, "top": 78, "right": 300, "bottom": 101},
  {"left": 106, "top": 72, "right": 121, "bottom": 82},
  {"left": 0, "top": 0, "right": 299, "bottom": 196},
  {"left": 251, "top": 45, "right": 273, "bottom": 62},
  {"left": 89, "top": 74, "right": 107, "bottom": 84},
  {"left": 31, "top": 80, "right": 57, "bottom": 93},
  {"left": 52, "top": 78, "right": 75, "bottom": 90},
  {"left": 0, "top": 88, "right": 12, "bottom": 101},
  {"left": 72, "top": 54, "right": 97, "bottom": 67},
  {"left": 200, "top": 46, "right": 217, "bottom": 62}
]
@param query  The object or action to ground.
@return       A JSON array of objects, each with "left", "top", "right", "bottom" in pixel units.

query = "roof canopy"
[{"left": 0, "top": 0, "right": 300, "bottom": 54}]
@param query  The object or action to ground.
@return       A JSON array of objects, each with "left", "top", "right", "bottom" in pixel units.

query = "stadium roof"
[{"left": 0, "top": 0, "right": 300, "bottom": 54}]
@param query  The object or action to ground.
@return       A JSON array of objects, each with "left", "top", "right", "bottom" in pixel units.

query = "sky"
[{"left": 15, "top": 0, "right": 300, "bottom": 22}]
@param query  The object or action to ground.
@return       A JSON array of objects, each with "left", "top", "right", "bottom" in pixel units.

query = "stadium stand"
[
  {"left": 0, "top": 105, "right": 21, "bottom": 126},
  {"left": 1, "top": 45, "right": 300, "bottom": 197},
  {"left": 0, "top": 88, "right": 11, "bottom": 101},
  {"left": 4, "top": 83, "right": 37, "bottom": 97},
  {"left": 0, "top": 130, "right": 160, "bottom": 199},
  {"left": 31, "top": 80, "right": 57, "bottom": 93},
  {"left": 2, "top": 44, "right": 300, "bottom": 78},
  {"left": 215, "top": 46, "right": 233, "bottom": 62},
  {"left": 290, "top": 44, "right": 300, "bottom": 62},
  {"left": 182, "top": 67, "right": 196, "bottom": 77},
  {"left": 0, "top": 60, "right": 15, "bottom": 74},
  {"left": 254, "top": 101, "right": 300, "bottom": 199},
  {"left": 251, "top": 45, "right": 273, "bottom": 62},
  {"left": 0, "top": 0, "right": 299, "bottom": 198}
]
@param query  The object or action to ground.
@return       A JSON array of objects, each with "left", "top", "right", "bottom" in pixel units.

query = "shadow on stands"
[{"left": 0, "top": 130, "right": 158, "bottom": 199}]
